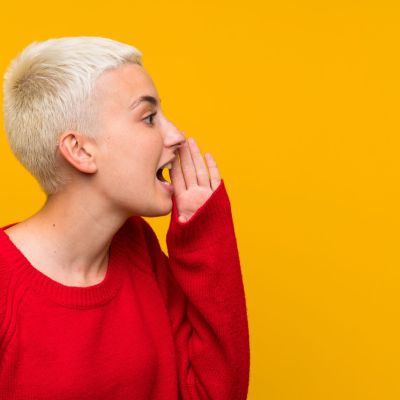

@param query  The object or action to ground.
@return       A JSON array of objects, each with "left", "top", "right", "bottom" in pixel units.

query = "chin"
[
  {"left": 155, "top": 198, "right": 173, "bottom": 217},
  {"left": 140, "top": 196, "right": 173, "bottom": 218}
]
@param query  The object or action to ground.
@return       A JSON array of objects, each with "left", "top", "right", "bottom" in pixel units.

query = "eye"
[{"left": 143, "top": 112, "right": 157, "bottom": 126}]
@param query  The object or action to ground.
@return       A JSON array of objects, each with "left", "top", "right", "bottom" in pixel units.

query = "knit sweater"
[{"left": 0, "top": 180, "right": 250, "bottom": 400}]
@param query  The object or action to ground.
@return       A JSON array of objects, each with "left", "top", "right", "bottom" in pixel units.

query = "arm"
[
  {"left": 140, "top": 180, "right": 250, "bottom": 399},
  {"left": 154, "top": 137, "right": 249, "bottom": 398},
  {"left": 166, "top": 179, "right": 250, "bottom": 399}
]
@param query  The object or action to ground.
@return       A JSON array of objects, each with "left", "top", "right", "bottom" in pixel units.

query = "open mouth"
[{"left": 156, "top": 163, "right": 172, "bottom": 184}]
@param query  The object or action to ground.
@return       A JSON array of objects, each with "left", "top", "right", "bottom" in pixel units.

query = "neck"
[{"left": 13, "top": 187, "right": 129, "bottom": 286}]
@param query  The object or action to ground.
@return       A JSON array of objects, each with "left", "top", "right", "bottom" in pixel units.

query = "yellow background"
[{"left": 1, "top": 1, "right": 400, "bottom": 399}]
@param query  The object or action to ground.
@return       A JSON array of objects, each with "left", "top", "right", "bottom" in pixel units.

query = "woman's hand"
[{"left": 170, "top": 137, "right": 221, "bottom": 223}]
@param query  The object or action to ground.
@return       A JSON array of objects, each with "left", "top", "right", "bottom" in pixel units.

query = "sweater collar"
[{"left": 0, "top": 222, "right": 125, "bottom": 309}]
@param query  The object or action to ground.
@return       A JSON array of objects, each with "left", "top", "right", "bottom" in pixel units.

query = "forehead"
[{"left": 94, "top": 63, "right": 158, "bottom": 104}]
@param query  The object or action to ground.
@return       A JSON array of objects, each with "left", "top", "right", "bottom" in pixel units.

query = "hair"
[{"left": 2, "top": 36, "right": 143, "bottom": 195}]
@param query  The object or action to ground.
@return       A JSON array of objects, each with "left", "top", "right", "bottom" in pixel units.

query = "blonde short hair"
[{"left": 3, "top": 36, "right": 142, "bottom": 195}]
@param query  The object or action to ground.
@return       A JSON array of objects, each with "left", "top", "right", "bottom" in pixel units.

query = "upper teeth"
[{"left": 163, "top": 162, "right": 172, "bottom": 170}]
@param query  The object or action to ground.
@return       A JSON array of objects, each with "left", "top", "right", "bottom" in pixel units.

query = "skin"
[{"left": 4, "top": 63, "right": 221, "bottom": 287}]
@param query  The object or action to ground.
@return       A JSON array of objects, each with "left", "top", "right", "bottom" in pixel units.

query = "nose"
[{"left": 163, "top": 119, "right": 186, "bottom": 149}]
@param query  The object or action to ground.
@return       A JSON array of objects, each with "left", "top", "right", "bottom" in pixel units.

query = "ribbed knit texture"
[{"left": 0, "top": 179, "right": 250, "bottom": 399}]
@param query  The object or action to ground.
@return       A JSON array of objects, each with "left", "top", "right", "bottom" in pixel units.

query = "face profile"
[{"left": 56, "top": 63, "right": 187, "bottom": 218}]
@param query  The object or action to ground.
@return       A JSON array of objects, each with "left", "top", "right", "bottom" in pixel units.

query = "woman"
[{"left": 0, "top": 36, "right": 250, "bottom": 399}]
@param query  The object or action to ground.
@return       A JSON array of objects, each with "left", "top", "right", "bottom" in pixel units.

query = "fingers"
[
  {"left": 205, "top": 153, "right": 221, "bottom": 191},
  {"left": 178, "top": 140, "right": 198, "bottom": 188},
  {"left": 187, "top": 138, "right": 210, "bottom": 187},
  {"left": 171, "top": 136, "right": 222, "bottom": 192},
  {"left": 169, "top": 156, "right": 186, "bottom": 197}
]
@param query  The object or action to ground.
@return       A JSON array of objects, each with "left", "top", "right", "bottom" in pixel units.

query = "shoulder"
[
  {"left": 0, "top": 227, "right": 17, "bottom": 278},
  {"left": 0, "top": 232, "right": 15, "bottom": 326}
]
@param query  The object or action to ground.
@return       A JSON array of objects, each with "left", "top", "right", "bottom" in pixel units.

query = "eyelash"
[{"left": 143, "top": 112, "right": 157, "bottom": 126}]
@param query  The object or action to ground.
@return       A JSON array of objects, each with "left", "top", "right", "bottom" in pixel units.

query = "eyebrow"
[{"left": 129, "top": 95, "right": 160, "bottom": 110}]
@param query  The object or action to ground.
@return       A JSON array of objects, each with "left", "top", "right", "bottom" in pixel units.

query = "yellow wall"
[{"left": 1, "top": 1, "right": 399, "bottom": 398}]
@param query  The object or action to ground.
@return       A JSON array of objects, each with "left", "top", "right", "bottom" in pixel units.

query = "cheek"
[
  {"left": 122, "top": 138, "right": 160, "bottom": 180},
  {"left": 134, "top": 134, "right": 163, "bottom": 161},
  {"left": 100, "top": 125, "right": 162, "bottom": 179}
]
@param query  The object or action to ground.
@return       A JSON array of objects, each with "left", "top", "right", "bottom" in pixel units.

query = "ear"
[{"left": 57, "top": 131, "right": 98, "bottom": 174}]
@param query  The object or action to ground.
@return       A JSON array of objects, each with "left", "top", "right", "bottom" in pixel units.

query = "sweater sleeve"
[{"left": 141, "top": 179, "right": 250, "bottom": 400}]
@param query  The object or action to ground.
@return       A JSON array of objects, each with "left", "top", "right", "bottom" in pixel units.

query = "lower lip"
[{"left": 158, "top": 179, "right": 174, "bottom": 194}]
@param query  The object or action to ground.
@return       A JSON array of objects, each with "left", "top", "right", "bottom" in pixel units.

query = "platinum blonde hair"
[{"left": 3, "top": 36, "right": 142, "bottom": 195}]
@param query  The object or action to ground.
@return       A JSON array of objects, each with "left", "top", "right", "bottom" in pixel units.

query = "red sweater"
[{"left": 0, "top": 180, "right": 250, "bottom": 399}]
